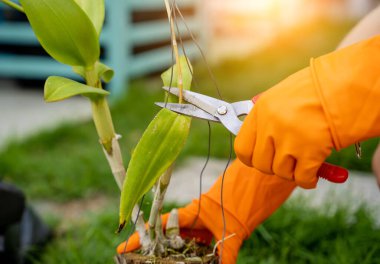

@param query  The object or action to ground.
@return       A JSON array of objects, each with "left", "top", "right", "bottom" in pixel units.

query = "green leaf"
[
  {"left": 44, "top": 76, "right": 109, "bottom": 102},
  {"left": 161, "top": 55, "right": 193, "bottom": 102},
  {"left": 119, "top": 108, "right": 191, "bottom": 228},
  {"left": 74, "top": 0, "right": 105, "bottom": 35},
  {"left": 96, "top": 62, "right": 114, "bottom": 83},
  {"left": 20, "top": 0, "right": 99, "bottom": 67},
  {"left": 73, "top": 62, "right": 114, "bottom": 83},
  {"left": 118, "top": 57, "right": 194, "bottom": 229}
]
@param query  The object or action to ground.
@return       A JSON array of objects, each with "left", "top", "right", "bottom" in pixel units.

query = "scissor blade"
[
  {"left": 161, "top": 87, "right": 245, "bottom": 136},
  {"left": 155, "top": 102, "right": 219, "bottom": 122},
  {"left": 162, "top": 87, "right": 222, "bottom": 116}
]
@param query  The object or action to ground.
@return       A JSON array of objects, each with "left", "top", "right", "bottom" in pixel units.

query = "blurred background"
[{"left": 0, "top": 0, "right": 379, "bottom": 263}]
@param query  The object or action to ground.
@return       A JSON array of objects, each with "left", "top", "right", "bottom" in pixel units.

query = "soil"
[
  {"left": 115, "top": 253, "right": 218, "bottom": 264},
  {"left": 114, "top": 240, "right": 219, "bottom": 264}
]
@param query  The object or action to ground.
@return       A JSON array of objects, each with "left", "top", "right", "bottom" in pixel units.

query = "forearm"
[{"left": 337, "top": 5, "right": 380, "bottom": 49}]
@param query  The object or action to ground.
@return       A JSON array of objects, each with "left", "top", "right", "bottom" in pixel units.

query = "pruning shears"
[{"left": 156, "top": 86, "right": 349, "bottom": 184}]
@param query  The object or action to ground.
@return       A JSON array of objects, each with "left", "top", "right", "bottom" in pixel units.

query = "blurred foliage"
[{"left": 193, "top": 19, "right": 358, "bottom": 101}]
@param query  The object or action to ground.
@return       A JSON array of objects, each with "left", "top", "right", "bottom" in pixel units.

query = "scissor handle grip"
[{"left": 318, "top": 162, "right": 348, "bottom": 184}]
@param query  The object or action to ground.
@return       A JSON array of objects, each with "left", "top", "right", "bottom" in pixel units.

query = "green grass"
[
  {"left": 28, "top": 201, "right": 380, "bottom": 264},
  {"left": 238, "top": 203, "right": 380, "bottom": 264}
]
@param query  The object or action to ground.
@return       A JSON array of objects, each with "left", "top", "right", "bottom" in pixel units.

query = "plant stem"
[
  {"left": 84, "top": 66, "right": 148, "bottom": 244},
  {"left": 0, "top": 0, "right": 24, "bottom": 13},
  {"left": 164, "top": 0, "right": 183, "bottom": 104},
  {"left": 148, "top": 166, "right": 173, "bottom": 239},
  {"left": 90, "top": 98, "right": 115, "bottom": 154}
]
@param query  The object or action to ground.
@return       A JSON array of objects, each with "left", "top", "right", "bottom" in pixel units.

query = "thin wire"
[
  {"left": 172, "top": 2, "right": 199, "bottom": 89},
  {"left": 122, "top": 195, "right": 146, "bottom": 254},
  {"left": 172, "top": 0, "right": 204, "bottom": 100},
  {"left": 164, "top": 48, "right": 175, "bottom": 108},
  {"left": 219, "top": 133, "right": 233, "bottom": 263},
  {"left": 174, "top": 4, "right": 232, "bottom": 262},
  {"left": 174, "top": 4, "right": 223, "bottom": 100},
  {"left": 190, "top": 121, "right": 211, "bottom": 232},
  {"left": 172, "top": 2, "right": 210, "bottom": 232},
  {"left": 164, "top": 3, "right": 176, "bottom": 108}
]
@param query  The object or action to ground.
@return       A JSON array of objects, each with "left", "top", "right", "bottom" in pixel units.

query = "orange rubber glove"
[
  {"left": 235, "top": 35, "right": 380, "bottom": 189},
  {"left": 117, "top": 159, "right": 296, "bottom": 263}
]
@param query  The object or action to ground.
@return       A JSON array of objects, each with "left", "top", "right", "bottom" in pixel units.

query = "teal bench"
[{"left": 0, "top": 0, "right": 199, "bottom": 99}]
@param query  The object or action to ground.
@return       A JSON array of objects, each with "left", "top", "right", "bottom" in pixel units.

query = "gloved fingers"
[
  {"left": 272, "top": 153, "right": 296, "bottom": 181},
  {"left": 252, "top": 135, "right": 275, "bottom": 175},
  {"left": 294, "top": 159, "right": 320, "bottom": 189},
  {"left": 234, "top": 105, "right": 258, "bottom": 167},
  {"left": 117, "top": 232, "right": 140, "bottom": 254},
  {"left": 178, "top": 202, "right": 207, "bottom": 230}
]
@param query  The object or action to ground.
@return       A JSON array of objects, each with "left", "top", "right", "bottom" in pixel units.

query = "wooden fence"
[{"left": 0, "top": 0, "right": 199, "bottom": 98}]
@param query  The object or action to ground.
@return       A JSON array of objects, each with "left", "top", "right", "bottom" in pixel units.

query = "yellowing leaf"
[
  {"left": 20, "top": 0, "right": 99, "bottom": 67},
  {"left": 44, "top": 76, "right": 109, "bottom": 102},
  {"left": 161, "top": 56, "right": 193, "bottom": 102},
  {"left": 161, "top": 56, "right": 192, "bottom": 90}
]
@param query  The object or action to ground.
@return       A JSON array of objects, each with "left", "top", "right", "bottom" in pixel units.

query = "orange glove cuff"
[{"left": 312, "top": 35, "right": 380, "bottom": 149}]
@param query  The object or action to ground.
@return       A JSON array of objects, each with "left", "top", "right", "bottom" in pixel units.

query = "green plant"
[{"left": 1, "top": 0, "right": 200, "bottom": 260}]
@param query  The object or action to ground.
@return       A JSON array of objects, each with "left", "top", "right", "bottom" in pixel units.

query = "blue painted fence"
[{"left": 0, "top": 0, "right": 199, "bottom": 99}]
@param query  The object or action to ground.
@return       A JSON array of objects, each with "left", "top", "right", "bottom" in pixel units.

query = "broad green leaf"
[
  {"left": 73, "top": 62, "right": 114, "bottom": 83},
  {"left": 20, "top": 0, "right": 99, "bottom": 67},
  {"left": 119, "top": 108, "right": 191, "bottom": 228},
  {"left": 44, "top": 76, "right": 109, "bottom": 102},
  {"left": 74, "top": 0, "right": 105, "bottom": 35},
  {"left": 161, "top": 56, "right": 193, "bottom": 103},
  {"left": 118, "top": 57, "right": 194, "bottom": 229}
]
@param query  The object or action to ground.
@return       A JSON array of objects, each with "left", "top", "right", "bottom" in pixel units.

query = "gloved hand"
[
  {"left": 235, "top": 35, "right": 380, "bottom": 189},
  {"left": 117, "top": 159, "right": 296, "bottom": 263}
]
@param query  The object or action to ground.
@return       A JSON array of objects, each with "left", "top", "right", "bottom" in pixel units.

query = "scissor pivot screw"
[{"left": 217, "top": 105, "right": 228, "bottom": 115}]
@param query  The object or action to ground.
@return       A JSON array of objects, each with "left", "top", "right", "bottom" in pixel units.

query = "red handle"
[{"left": 318, "top": 162, "right": 348, "bottom": 184}]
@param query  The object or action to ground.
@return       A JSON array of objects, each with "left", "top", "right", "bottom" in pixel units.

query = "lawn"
[
  {"left": 31, "top": 202, "right": 380, "bottom": 264},
  {"left": 1, "top": 18, "right": 379, "bottom": 263}
]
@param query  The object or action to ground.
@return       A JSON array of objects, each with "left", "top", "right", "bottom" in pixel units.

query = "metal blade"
[
  {"left": 155, "top": 102, "right": 219, "bottom": 122},
  {"left": 162, "top": 87, "right": 222, "bottom": 116},
  {"left": 161, "top": 87, "right": 248, "bottom": 135}
]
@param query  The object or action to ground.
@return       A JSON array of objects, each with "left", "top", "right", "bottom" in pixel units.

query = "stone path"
[{"left": 0, "top": 80, "right": 91, "bottom": 148}]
